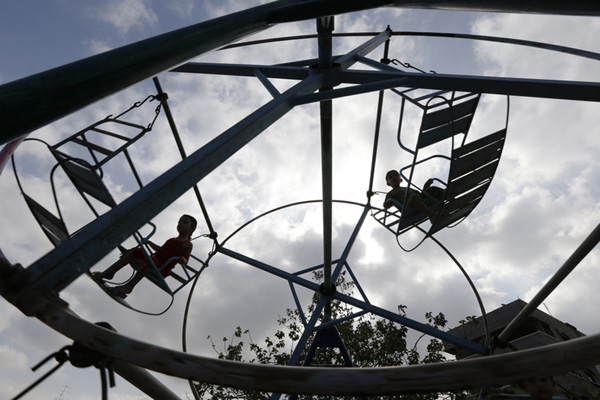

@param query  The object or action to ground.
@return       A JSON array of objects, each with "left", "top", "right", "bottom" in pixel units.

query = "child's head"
[
  {"left": 178, "top": 214, "right": 197, "bottom": 239},
  {"left": 518, "top": 376, "right": 555, "bottom": 400},
  {"left": 385, "top": 170, "right": 402, "bottom": 187}
]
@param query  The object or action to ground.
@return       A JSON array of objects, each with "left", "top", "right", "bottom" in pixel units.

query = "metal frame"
[{"left": 1, "top": 1, "right": 599, "bottom": 398}]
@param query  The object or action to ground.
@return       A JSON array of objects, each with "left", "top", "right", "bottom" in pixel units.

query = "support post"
[
  {"left": 497, "top": 222, "right": 600, "bottom": 345},
  {"left": 317, "top": 16, "right": 335, "bottom": 314}
]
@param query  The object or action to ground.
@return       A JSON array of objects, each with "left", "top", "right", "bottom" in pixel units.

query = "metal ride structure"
[{"left": 1, "top": 1, "right": 600, "bottom": 399}]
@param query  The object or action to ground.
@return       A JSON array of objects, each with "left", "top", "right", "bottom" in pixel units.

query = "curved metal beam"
[
  {"left": 18, "top": 292, "right": 600, "bottom": 396},
  {"left": 221, "top": 31, "right": 600, "bottom": 61},
  {"left": 386, "top": 0, "right": 599, "bottom": 15},
  {"left": 0, "top": 0, "right": 388, "bottom": 145},
  {"left": 1, "top": 0, "right": 598, "bottom": 145}
]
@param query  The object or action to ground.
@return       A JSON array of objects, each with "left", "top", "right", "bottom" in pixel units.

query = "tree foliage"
[{"left": 195, "top": 272, "right": 462, "bottom": 400}]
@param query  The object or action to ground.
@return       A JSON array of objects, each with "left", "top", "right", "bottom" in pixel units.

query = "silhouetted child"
[
  {"left": 518, "top": 376, "right": 556, "bottom": 400},
  {"left": 94, "top": 214, "right": 197, "bottom": 298},
  {"left": 383, "top": 170, "right": 444, "bottom": 219}
]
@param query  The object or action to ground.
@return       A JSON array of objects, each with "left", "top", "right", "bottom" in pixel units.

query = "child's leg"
[
  {"left": 100, "top": 249, "right": 137, "bottom": 279},
  {"left": 415, "top": 200, "right": 436, "bottom": 219},
  {"left": 120, "top": 268, "right": 150, "bottom": 294}
]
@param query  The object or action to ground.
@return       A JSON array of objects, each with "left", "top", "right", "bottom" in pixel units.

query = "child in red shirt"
[{"left": 94, "top": 214, "right": 196, "bottom": 298}]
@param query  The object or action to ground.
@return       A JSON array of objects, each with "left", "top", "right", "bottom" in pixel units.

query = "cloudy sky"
[{"left": 1, "top": 1, "right": 599, "bottom": 399}]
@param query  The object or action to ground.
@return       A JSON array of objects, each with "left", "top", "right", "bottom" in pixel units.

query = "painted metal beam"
[
  {"left": 173, "top": 63, "right": 598, "bottom": 103},
  {"left": 15, "top": 291, "right": 600, "bottom": 395},
  {"left": 318, "top": 16, "right": 335, "bottom": 296},
  {"left": 332, "top": 287, "right": 486, "bottom": 355},
  {"left": 172, "top": 62, "right": 310, "bottom": 79},
  {"left": 218, "top": 246, "right": 485, "bottom": 354},
  {"left": 389, "top": 31, "right": 600, "bottom": 61},
  {"left": 112, "top": 360, "right": 181, "bottom": 400},
  {"left": 340, "top": 70, "right": 600, "bottom": 102},
  {"left": 293, "top": 78, "right": 411, "bottom": 105},
  {"left": 152, "top": 77, "right": 217, "bottom": 239},
  {"left": 1, "top": 0, "right": 598, "bottom": 145},
  {"left": 333, "top": 207, "right": 371, "bottom": 279},
  {"left": 174, "top": 29, "right": 391, "bottom": 80},
  {"left": 385, "top": 0, "right": 600, "bottom": 16},
  {"left": 0, "top": 0, "right": 396, "bottom": 145},
  {"left": 497, "top": 221, "right": 600, "bottom": 345},
  {"left": 222, "top": 31, "right": 600, "bottom": 62},
  {"left": 283, "top": 206, "right": 372, "bottom": 379},
  {"left": 334, "top": 28, "right": 392, "bottom": 70}
]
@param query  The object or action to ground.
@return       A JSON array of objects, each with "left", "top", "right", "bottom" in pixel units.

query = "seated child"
[
  {"left": 517, "top": 376, "right": 556, "bottom": 400},
  {"left": 94, "top": 214, "right": 197, "bottom": 298},
  {"left": 383, "top": 170, "right": 444, "bottom": 219}
]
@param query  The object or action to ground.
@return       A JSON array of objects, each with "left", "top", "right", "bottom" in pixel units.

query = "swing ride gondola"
[
  {"left": 372, "top": 88, "right": 508, "bottom": 241},
  {"left": 10, "top": 87, "right": 210, "bottom": 308},
  {"left": 1, "top": 1, "right": 600, "bottom": 399}
]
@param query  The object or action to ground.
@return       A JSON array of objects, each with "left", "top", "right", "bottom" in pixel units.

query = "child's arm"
[
  {"left": 179, "top": 242, "right": 193, "bottom": 265},
  {"left": 383, "top": 193, "right": 394, "bottom": 209},
  {"left": 423, "top": 178, "right": 434, "bottom": 190},
  {"left": 147, "top": 240, "right": 161, "bottom": 252}
]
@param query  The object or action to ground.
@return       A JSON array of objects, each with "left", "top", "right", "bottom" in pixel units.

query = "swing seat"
[
  {"left": 117, "top": 245, "right": 203, "bottom": 296},
  {"left": 50, "top": 150, "right": 117, "bottom": 208},
  {"left": 11, "top": 92, "right": 206, "bottom": 301},
  {"left": 50, "top": 96, "right": 160, "bottom": 172},
  {"left": 19, "top": 144, "right": 191, "bottom": 297},
  {"left": 374, "top": 89, "right": 508, "bottom": 239},
  {"left": 123, "top": 249, "right": 173, "bottom": 294},
  {"left": 429, "top": 128, "right": 507, "bottom": 235},
  {"left": 23, "top": 193, "right": 70, "bottom": 248},
  {"left": 373, "top": 195, "right": 441, "bottom": 236}
]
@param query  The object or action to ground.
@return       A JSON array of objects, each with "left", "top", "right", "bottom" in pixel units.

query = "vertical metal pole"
[
  {"left": 317, "top": 17, "right": 335, "bottom": 314},
  {"left": 152, "top": 77, "right": 218, "bottom": 240},
  {"left": 271, "top": 21, "right": 336, "bottom": 398},
  {"left": 366, "top": 36, "right": 390, "bottom": 205}
]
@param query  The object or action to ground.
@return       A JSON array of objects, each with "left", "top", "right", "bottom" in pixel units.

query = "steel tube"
[
  {"left": 152, "top": 77, "right": 218, "bottom": 238},
  {"left": 218, "top": 246, "right": 485, "bottom": 354},
  {"left": 16, "top": 292, "right": 600, "bottom": 395},
  {"left": 112, "top": 360, "right": 181, "bottom": 400},
  {"left": 387, "top": 0, "right": 600, "bottom": 15},
  {"left": 340, "top": 70, "right": 600, "bottom": 102},
  {"left": 2, "top": 0, "right": 598, "bottom": 145},
  {"left": 497, "top": 221, "right": 600, "bottom": 344},
  {"left": 318, "top": 17, "right": 335, "bottom": 294},
  {"left": 0, "top": 0, "right": 393, "bottom": 145}
]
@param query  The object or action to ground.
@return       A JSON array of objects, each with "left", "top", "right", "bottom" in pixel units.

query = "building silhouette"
[{"left": 445, "top": 299, "right": 600, "bottom": 399}]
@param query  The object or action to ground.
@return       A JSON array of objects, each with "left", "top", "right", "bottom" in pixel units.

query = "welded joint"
[
  {"left": 308, "top": 63, "right": 342, "bottom": 89},
  {"left": 254, "top": 68, "right": 281, "bottom": 98},
  {"left": 0, "top": 258, "right": 28, "bottom": 292},
  {"left": 319, "top": 282, "right": 336, "bottom": 297}
]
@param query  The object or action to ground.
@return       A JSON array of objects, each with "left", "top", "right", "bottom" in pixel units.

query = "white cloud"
[
  {"left": 84, "top": 39, "right": 113, "bottom": 55},
  {"left": 201, "top": 0, "right": 271, "bottom": 19},
  {"left": 95, "top": 0, "right": 158, "bottom": 36},
  {"left": 0, "top": 344, "right": 28, "bottom": 369},
  {"left": 166, "top": 0, "right": 196, "bottom": 18}
]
